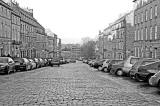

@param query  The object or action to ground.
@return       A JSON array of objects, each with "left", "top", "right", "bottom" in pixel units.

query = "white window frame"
[
  {"left": 141, "top": 28, "right": 143, "bottom": 40},
  {"left": 145, "top": 27, "right": 148, "bottom": 40},
  {"left": 155, "top": 49, "right": 157, "bottom": 58},
  {"left": 150, "top": 7, "right": 152, "bottom": 19},
  {"left": 135, "top": 47, "right": 137, "bottom": 57},
  {"left": 155, "top": 5, "right": 158, "bottom": 17},
  {"left": 155, "top": 25, "right": 157, "bottom": 39},
  {"left": 145, "top": 10, "right": 148, "bottom": 21},
  {"left": 135, "top": 30, "right": 137, "bottom": 41},
  {"left": 150, "top": 26, "right": 152, "bottom": 40},
  {"left": 137, "top": 30, "right": 139, "bottom": 40},
  {"left": 141, "top": 12, "right": 143, "bottom": 22}
]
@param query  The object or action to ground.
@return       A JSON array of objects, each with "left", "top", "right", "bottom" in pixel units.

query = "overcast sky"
[{"left": 15, "top": 0, "right": 134, "bottom": 44}]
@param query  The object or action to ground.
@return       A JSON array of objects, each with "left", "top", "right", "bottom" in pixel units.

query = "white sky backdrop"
[{"left": 15, "top": 0, "right": 134, "bottom": 44}]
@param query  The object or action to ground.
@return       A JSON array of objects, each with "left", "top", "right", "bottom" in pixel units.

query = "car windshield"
[
  {"left": 0, "top": 58, "right": 8, "bottom": 63},
  {"left": 130, "top": 58, "right": 140, "bottom": 64}
]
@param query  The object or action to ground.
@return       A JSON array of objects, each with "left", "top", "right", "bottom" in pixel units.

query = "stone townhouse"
[
  {"left": 102, "top": 11, "right": 134, "bottom": 60},
  {"left": 0, "top": 0, "right": 60, "bottom": 59},
  {"left": 103, "top": 27, "right": 114, "bottom": 59},
  {"left": 0, "top": 0, "right": 12, "bottom": 56},
  {"left": 10, "top": 1, "right": 21, "bottom": 57},
  {"left": 133, "top": 0, "right": 160, "bottom": 59}
]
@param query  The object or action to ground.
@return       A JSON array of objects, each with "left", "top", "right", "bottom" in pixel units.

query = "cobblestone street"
[{"left": 1, "top": 61, "right": 160, "bottom": 106}]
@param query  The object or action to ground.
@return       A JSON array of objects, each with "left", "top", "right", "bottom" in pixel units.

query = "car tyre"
[
  {"left": 104, "top": 67, "right": 108, "bottom": 73},
  {"left": 98, "top": 66, "right": 102, "bottom": 71},
  {"left": 135, "top": 74, "right": 143, "bottom": 82},
  {"left": 116, "top": 69, "right": 123, "bottom": 76},
  {"left": 157, "top": 80, "right": 160, "bottom": 87},
  {"left": 147, "top": 75, "right": 152, "bottom": 83}
]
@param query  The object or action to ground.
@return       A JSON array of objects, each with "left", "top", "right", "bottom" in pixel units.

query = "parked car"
[
  {"left": 93, "top": 59, "right": 106, "bottom": 69},
  {"left": 129, "top": 58, "right": 158, "bottom": 79},
  {"left": 39, "top": 58, "right": 45, "bottom": 67},
  {"left": 70, "top": 59, "right": 76, "bottom": 63},
  {"left": 28, "top": 59, "right": 36, "bottom": 69},
  {"left": 13, "top": 58, "right": 32, "bottom": 71},
  {"left": 0, "top": 57, "right": 16, "bottom": 74},
  {"left": 110, "top": 61, "right": 125, "bottom": 76},
  {"left": 122, "top": 56, "right": 140, "bottom": 76},
  {"left": 33, "top": 58, "right": 41, "bottom": 68},
  {"left": 43, "top": 59, "right": 48, "bottom": 66},
  {"left": 50, "top": 58, "right": 60, "bottom": 67},
  {"left": 102, "top": 59, "right": 123, "bottom": 72},
  {"left": 97, "top": 59, "right": 109, "bottom": 71},
  {"left": 134, "top": 60, "right": 160, "bottom": 82},
  {"left": 148, "top": 71, "right": 160, "bottom": 86},
  {"left": 89, "top": 60, "right": 96, "bottom": 67}
]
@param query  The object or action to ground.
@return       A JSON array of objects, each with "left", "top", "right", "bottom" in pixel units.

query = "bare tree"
[{"left": 80, "top": 38, "right": 96, "bottom": 59}]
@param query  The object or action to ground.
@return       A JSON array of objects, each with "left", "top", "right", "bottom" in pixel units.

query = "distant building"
[{"left": 61, "top": 44, "right": 81, "bottom": 59}]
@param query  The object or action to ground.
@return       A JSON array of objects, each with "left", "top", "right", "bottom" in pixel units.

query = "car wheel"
[
  {"left": 147, "top": 75, "right": 152, "bottom": 83},
  {"left": 98, "top": 66, "right": 102, "bottom": 71},
  {"left": 135, "top": 74, "right": 143, "bottom": 82},
  {"left": 13, "top": 68, "right": 16, "bottom": 73},
  {"left": 7, "top": 67, "right": 11, "bottom": 74},
  {"left": 104, "top": 67, "right": 108, "bottom": 73},
  {"left": 116, "top": 69, "right": 123, "bottom": 76},
  {"left": 157, "top": 80, "right": 160, "bottom": 87},
  {"left": 25, "top": 66, "right": 28, "bottom": 71}
]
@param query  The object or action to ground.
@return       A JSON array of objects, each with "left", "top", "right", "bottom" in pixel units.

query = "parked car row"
[
  {"left": 83, "top": 56, "right": 160, "bottom": 87},
  {"left": 0, "top": 57, "right": 71, "bottom": 75}
]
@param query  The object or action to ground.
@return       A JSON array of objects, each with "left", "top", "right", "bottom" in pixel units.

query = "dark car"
[
  {"left": 50, "top": 59, "right": 60, "bottom": 67},
  {"left": 134, "top": 60, "right": 160, "bottom": 82},
  {"left": 0, "top": 57, "right": 16, "bottom": 74},
  {"left": 102, "top": 59, "right": 123, "bottom": 72},
  {"left": 13, "top": 58, "right": 32, "bottom": 71},
  {"left": 129, "top": 58, "right": 158, "bottom": 79},
  {"left": 93, "top": 59, "right": 106, "bottom": 69},
  {"left": 110, "top": 61, "right": 125, "bottom": 76}
]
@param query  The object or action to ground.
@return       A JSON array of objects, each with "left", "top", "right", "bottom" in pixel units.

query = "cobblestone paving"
[{"left": 0, "top": 62, "right": 160, "bottom": 106}]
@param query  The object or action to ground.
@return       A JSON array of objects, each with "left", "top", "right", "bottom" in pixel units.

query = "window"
[
  {"left": 141, "top": 12, "right": 143, "bottom": 22},
  {"left": 155, "top": 5, "right": 158, "bottom": 17},
  {"left": 145, "top": 10, "right": 148, "bottom": 21},
  {"left": 150, "top": 26, "right": 152, "bottom": 40},
  {"left": 141, "top": 28, "right": 143, "bottom": 40},
  {"left": 145, "top": 27, "right": 148, "bottom": 40},
  {"left": 138, "top": 30, "right": 140, "bottom": 40},
  {"left": 155, "top": 49, "right": 157, "bottom": 58},
  {"left": 135, "top": 30, "right": 137, "bottom": 41},
  {"left": 138, "top": 14, "right": 140, "bottom": 23},
  {"left": 150, "top": 7, "right": 152, "bottom": 19},
  {"left": 155, "top": 25, "right": 157, "bottom": 39},
  {"left": 135, "top": 47, "right": 137, "bottom": 57},
  {"left": 135, "top": 15, "right": 137, "bottom": 25}
]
